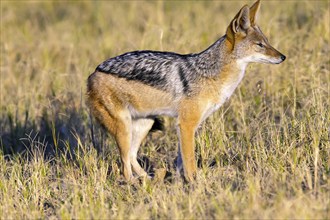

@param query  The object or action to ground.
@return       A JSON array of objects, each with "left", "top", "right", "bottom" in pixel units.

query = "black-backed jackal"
[{"left": 87, "top": 0, "right": 286, "bottom": 182}]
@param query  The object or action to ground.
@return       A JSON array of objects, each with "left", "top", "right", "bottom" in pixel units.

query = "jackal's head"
[{"left": 226, "top": 0, "right": 286, "bottom": 65}]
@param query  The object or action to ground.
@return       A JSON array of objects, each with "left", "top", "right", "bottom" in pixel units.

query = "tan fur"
[
  {"left": 87, "top": 0, "right": 285, "bottom": 182},
  {"left": 87, "top": 66, "right": 242, "bottom": 181},
  {"left": 87, "top": 72, "right": 176, "bottom": 180},
  {"left": 174, "top": 63, "right": 245, "bottom": 181}
]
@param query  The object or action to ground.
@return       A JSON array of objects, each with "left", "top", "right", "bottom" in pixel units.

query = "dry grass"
[{"left": 1, "top": 1, "right": 329, "bottom": 219}]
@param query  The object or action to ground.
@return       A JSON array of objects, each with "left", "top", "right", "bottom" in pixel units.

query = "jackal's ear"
[
  {"left": 226, "top": 5, "right": 250, "bottom": 46},
  {"left": 232, "top": 5, "right": 250, "bottom": 33},
  {"left": 249, "top": 0, "right": 261, "bottom": 26}
]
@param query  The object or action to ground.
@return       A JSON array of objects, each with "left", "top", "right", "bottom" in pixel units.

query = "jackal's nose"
[{"left": 280, "top": 55, "right": 286, "bottom": 61}]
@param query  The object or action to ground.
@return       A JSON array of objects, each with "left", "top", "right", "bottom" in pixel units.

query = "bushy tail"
[{"left": 150, "top": 117, "right": 165, "bottom": 132}]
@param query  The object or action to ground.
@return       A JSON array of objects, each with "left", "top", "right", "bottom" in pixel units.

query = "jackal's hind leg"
[
  {"left": 114, "top": 112, "right": 133, "bottom": 181},
  {"left": 90, "top": 100, "right": 134, "bottom": 181},
  {"left": 131, "top": 118, "right": 155, "bottom": 178}
]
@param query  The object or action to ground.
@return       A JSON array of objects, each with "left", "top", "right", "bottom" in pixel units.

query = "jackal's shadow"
[{"left": 0, "top": 96, "right": 93, "bottom": 160}]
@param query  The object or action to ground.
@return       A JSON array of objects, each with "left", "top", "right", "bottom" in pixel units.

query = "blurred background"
[{"left": 0, "top": 1, "right": 329, "bottom": 218}]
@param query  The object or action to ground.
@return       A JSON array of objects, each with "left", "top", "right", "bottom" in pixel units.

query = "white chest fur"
[{"left": 201, "top": 62, "right": 247, "bottom": 122}]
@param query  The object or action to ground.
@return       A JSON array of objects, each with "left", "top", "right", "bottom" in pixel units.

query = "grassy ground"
[{"left": 1, "top": 1, "right": 329, "bottom": 219}]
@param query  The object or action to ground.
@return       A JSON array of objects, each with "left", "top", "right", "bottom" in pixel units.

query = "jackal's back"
[
  {"left": 96, "top": 50, "right": 194, "bottom": 94},
  {"left": 95, "top": 37, "right": 225, "bottom": 95}
]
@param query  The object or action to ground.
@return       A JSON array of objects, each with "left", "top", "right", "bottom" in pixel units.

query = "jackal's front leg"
[
  {"left": 178, "top": 124, "right": 198, "bottom": 182},
  {"left": 178, "top": 102, "right": 202, "bottom": 182}
]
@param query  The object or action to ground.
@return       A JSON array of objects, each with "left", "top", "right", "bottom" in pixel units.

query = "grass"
[{"left": 1, "top": 0, "right": 329, "bottom": 219}]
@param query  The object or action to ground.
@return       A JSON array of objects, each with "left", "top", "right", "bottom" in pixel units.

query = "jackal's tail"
[{"left": 150, "top": 117, "right": 165, "bottom": 132}]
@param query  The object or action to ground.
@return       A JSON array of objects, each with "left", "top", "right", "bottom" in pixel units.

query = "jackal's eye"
[{"left": 257, "top": 42, "right": 264, "bottom": 48}]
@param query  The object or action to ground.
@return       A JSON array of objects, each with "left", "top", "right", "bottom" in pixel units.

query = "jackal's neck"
[{"left": 190, "top": 35, "right": 232, "bottom": 77}]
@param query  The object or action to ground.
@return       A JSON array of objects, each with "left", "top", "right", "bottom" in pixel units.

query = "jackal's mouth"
[
  {"left": 260, "top": 57, "right": 285, "bottom": 64},
  {"left": 269, "top": 54, "right": 286, "bottom": 64}
]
